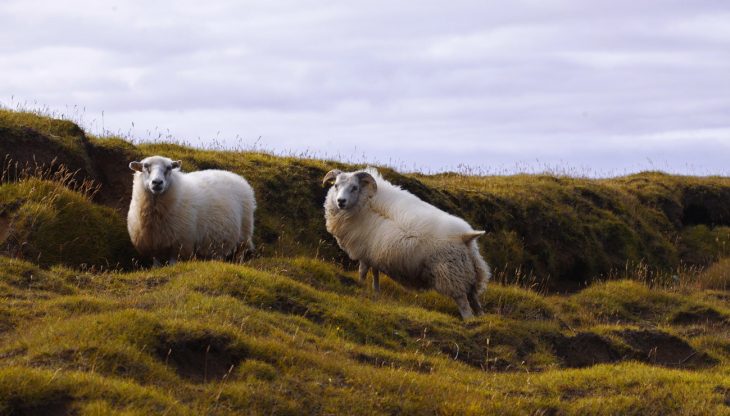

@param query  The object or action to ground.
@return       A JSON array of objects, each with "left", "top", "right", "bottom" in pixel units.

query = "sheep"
[
  {"left": 127, "top": 155, "right": 255, "bottom": 266},
  {"left": 322, "top": 167, "right": 491, "bottom": 319}
]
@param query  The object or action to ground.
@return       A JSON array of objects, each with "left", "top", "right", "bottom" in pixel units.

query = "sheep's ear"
[
  {"left": 355, "top": 172, "right": 377, "bottom": 195},
  {"left": 322, "top": 169, "right": 342, "bottom": 187},
  {"left": 171, "top": 160, "right": 182, "bottom": 170},
  {"left": 129, "top": 161, "right": 143, "bottom": 172}
]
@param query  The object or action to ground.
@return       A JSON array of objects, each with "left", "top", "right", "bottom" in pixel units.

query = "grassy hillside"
[
  {"left": 0, "top": 178, "right": 136, "bottom": 269},
  {"left": 2, "top": 109, "right": 730, "bottom": 287},
  {"left": 0, "top": 109, "right": 729, "bottom": 414},
  {"left": 1, "top": 256, "right": 729, "bottom": 415}
]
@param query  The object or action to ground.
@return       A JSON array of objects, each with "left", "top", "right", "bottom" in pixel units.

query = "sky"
[{"left": 1, "top": 0, "right": 729, "bottom": 176}]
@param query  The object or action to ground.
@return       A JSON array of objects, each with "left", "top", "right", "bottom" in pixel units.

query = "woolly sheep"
[
  {"left": 127, "top": 156, "right": 255, "bottom": 266},
  {"left": 323, "top": 167, "right": 491, "bottom": 319}
]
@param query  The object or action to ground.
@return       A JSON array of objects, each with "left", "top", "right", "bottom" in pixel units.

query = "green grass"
[
  {"left": 2, "top": 110, "right": 730, "bottom": 287},
  {"left": 0, "top": 109, "right": 730, "bottom": 414},
  {"left": 0, "top": 178, "right": 136, "bottom": 269},
  {"left": 0, "top": 256, "right": 728, "bottom": 414},
  {"left": 129, "top": 144, "right": 730, "bottom": 289}
]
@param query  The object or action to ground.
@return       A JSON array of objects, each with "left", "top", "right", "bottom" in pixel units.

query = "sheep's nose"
[
  {"left": 337, "top": 198, "right": 347, "bottom": 207},
  {"left": 151, "top": 179, "right": 163, "bottom": 186}
]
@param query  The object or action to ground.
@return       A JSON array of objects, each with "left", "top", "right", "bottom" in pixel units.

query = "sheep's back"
[
  {"left": 371, "top": 183, "right": 473, "bottom": 239},
  {"left": 181, "top": 170, "right": 254, "bottom": 251}
]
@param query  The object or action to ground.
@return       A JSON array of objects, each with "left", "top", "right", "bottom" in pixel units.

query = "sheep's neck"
[
  {"left": 332, "top": 199, "right": 395, "bottom": 228},
  {"left": 366, "top": 200, "right": 394, "bottom": 222},
  {"left": 329, "top": 199, "right": 405, "bottom": 251},
  {"left": 138, "top": 192, "right": 176, "bottom": 235}
]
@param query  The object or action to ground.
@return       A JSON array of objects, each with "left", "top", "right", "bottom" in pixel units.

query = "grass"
[
  {"left": 3, "top": 109, "right": 730, "bottom": 287},
  {"left": 0, "top": 256, "right": 728, "bottom": 414},
  {"left": 0, "top": 109, "right": 95, "bottom": 179},
  {"left": 698, "top": 258, "right": 730, "bottom": 291},
  {"left": 0, "top": 109, "right": 729, "bottom": 413},
  {"left": 0, "top": 178, "right": 136, "bottom": 269}
]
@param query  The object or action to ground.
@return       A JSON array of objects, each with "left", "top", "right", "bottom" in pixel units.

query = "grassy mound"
[
  {"left": 0, "top": 255, "right": 728, "bottom": 414},
  {"left": 418, "top": 172, "right": 730, "bottom": 287},
  {"left": 0, "top": 179, "right": 136, "bottom": 269},
  {"left": 0, "top": 109, "right": 94, "bottom": 178},
  {"left": 0, "top": 109, "right": 142, "bottom": 213}
]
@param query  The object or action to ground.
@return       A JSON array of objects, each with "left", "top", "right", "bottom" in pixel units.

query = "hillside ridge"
[{"left": 1, "top": 109, "right": 729, "bottom": 287}]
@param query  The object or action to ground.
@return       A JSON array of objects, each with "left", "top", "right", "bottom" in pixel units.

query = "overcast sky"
[{"left": 1, "top": 1, "right": 729, "bottom": 175}]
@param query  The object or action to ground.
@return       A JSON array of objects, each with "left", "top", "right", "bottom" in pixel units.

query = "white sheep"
[
  {"left": 323, "top": 167, "right": 491, "bottom": 319},
  {"left": 127, "top": 155, "right": 255, "bottom": 266}
]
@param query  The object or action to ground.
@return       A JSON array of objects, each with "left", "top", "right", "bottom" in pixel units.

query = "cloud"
[{"left": 0, "top": 0, "right": 728, "bottom": 175}]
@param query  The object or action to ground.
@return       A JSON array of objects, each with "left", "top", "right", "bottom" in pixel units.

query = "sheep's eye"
[
  {"left": 352, "top": 186, "right": 358, "bottom": 191},
  {"left": 165, "top": 166, "right": 172, "bottom": 172},
  {"left": 334, "top": 184, "right": 339, "bottom": 189},
  {"left": 143, "top": 164, "right": 150, "bottom": 171}
]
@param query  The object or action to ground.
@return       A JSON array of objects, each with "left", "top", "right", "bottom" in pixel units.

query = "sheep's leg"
[
  {"left": 163, "top": 247, "right": 184, "bottom": 266},
  {"left": 152, "top": 257, "right": 162, "bottom": 268},
  {"left": 246, "top": 238, "right": 255, "bottom": 254},
  {"left": 467, "top": 287, "right": 484, "bottom": 317},
  {"left": 372, "top": 269, "right": 380, "bottom": 293},
  {"left": 231, "top": 239, "right": 255, "bottom": 263},
  {"left": 231, "top": 241, "right": 247, "bottom": 264},
  {"left": 358, "top": 261, "right": 369, "bottom": 282},
  {"left": 454, "top": 295, "right": 474, "bottom": 320},
  {"left": 359, "top": 262, "right": 380, "bottom": 294}
]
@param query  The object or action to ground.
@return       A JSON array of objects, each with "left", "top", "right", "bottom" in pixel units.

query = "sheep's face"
[
  {"left": 323, "top": 170, "right": 377, "bottom": 211},
  {"left": 129, "top": 156, "right": 181, "bottom": 195}
]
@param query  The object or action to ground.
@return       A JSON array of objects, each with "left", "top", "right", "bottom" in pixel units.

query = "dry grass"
[
  {"left": 698, "top": 258, "right": 730, "bottom": 291},
  {"left": 0, "top": 256, "right": 728, "bottom": 414},
  {"left": 0, "top": 108, "right": 729, "bottom": 414}
]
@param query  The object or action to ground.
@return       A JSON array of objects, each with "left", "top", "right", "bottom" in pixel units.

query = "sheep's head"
[
  {"left": 323, "top": 169, "right": 377, "bottom": 210},
  {"left": 129, "top": 156, "right": 181, "bottom": 195}
]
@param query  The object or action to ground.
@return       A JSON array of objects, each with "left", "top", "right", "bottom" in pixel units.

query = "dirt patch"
[
  {"left": 267, "top": 295, "right": 325, "bottom": 323},
  {"left": 6, "top": 396, "right": 74, "bottom": 416},
  {"left": 352, "top": 352, "right": 433, "bottom": 373},
  {"left": 155, "top": 333, "right": 246, "bottom": 383},
  {"left": 0, "top": 122, "right": 140, "bottom": 215},
  {"left": 616, "top": 329, "right": 718, "bottom": 369},
  {"left": 86, "top": 141, "right": 140, "bottom": 213},
  {"left": 714, "top": 386, "right": 730, "bottom": 406},
  {"left": 552, "top": 330, "right": 717, "bottom": 370},
  {"left": 553, "top": 332, "right": 621, "bottom": 368},
  {"left": 0, "top": 317, "right": 15, "bottom": 333},
  {"left": 0, "top": 124, "right": 93, "bottom": 179},
  {"left": 670, "top": 305, "right": 728, "bottom": 326},
  {"left": 436, "top": 336, "right": 528, "bottom": 371},
  {"left": 434, "top": 339, "right": 484, "bottom": 369},
  {"left": 682, "top": 185, "right": 730, "bottom": 227},
  {"left": 405, "top": 323, "right": 545, "bottom": 371},
  {"left": 0, "top": 215, "right": 11, "bottom": 244},
  {"left": 337, "top": 274, "right": 358, "bottom": 287}
]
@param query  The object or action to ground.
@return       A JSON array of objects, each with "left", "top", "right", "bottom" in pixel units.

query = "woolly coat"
[
  {"left": 324, "top": 168, "right": 489, "bottom": 299},
  {"left": 127, "top": 169, "right": 255, "bottom": 261}
]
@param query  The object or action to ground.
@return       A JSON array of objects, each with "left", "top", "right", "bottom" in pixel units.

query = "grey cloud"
[{"left": 0, "top": 0, "right": 728, "bottom": 174}]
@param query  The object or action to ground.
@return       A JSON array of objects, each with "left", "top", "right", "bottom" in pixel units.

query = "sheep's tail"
[
  {"left": 461, "top": 230, "right": 485, "bottom": 244},
  {"left": 465, "top": 231, "right": 490, "bottom": 295}
]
